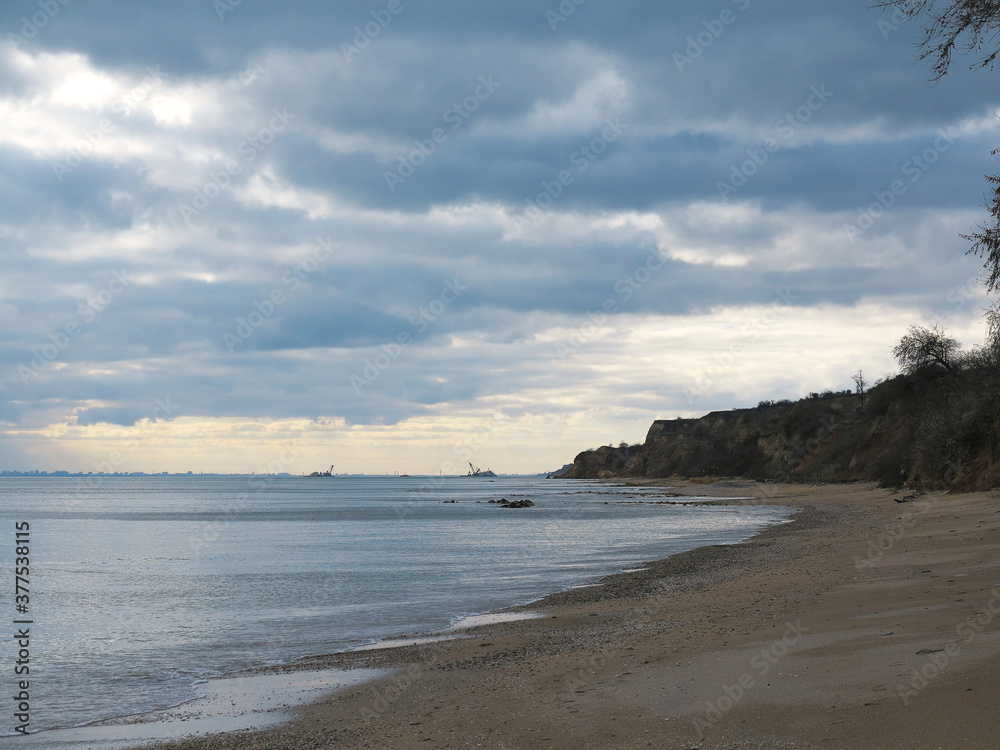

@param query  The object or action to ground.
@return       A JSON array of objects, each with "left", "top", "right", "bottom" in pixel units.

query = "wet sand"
[
  {"left": 137, "top": 480, "right": 1000, "bottom": 749},
  {"left": 16, "top": 669, "right": 389, "bottom": 750}
]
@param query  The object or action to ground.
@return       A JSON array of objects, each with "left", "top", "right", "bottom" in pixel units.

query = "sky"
[{"left": 0, "top": 0, "right": 997, "bottom": 475}]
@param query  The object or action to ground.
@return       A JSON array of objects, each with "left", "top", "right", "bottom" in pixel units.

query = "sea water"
[{"left": 0, "top": 475, "right": 789, "bottom": 739}]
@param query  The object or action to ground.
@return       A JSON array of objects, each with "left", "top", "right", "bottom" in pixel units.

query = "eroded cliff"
[{"left": 558, "top": 373, "right": 1000, "bottom": 490}]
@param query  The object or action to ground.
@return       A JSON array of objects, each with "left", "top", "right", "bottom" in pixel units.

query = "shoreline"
[
  {"left": 10, "top": 669, "right": 391, "bottom": 750},
  {"left": 126, "top": 479, "right": 1000, "bottom": 748},
  {"left": 19, "top": 480, "right": 785, "bottom": 749},
  {"left": 120, "top": 479, "right": 815, "bottom": 748},
  {"left": 228, "top": 480, "right": 787, "bottom": 669}
]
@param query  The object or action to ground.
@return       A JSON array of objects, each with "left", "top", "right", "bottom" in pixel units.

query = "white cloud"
[
  {"left": 233, "top": 169, "right": 337, "bottom": 220},
  {"left": 515, "top": 67, "right": 629, "bottom": 136}
]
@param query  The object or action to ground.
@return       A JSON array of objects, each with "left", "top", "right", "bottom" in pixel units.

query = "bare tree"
[
  {"left": 979, "top": 300, "right": 1000, "bottom": 365},
  {"left": 987, "top": 299, "right": 1000, "bottom": 347},
  {"left": 874, "top": 0, "right": 1000, "bottom": 79},
  {"left": 892, "top": 324, "right": 962, "bottom": 374},
  {"left": 875, "top": 2, "right": 1000, "bottom": 291},
  {"left": 960, "top": 151, "right": 1000, "bottom": 293},
  {"left": 852, "top": 369, "right": 869, "bottom": 408}
]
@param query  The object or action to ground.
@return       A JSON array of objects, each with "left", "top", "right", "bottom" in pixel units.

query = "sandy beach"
[{"left": 135, "top": 480, "right": 1000, "bottom": 750}]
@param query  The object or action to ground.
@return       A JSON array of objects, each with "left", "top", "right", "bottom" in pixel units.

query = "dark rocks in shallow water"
[
  {"left": 500, "top": 499, "right": 535, "bottom": 508},
  {"left": 486, "top": 497, "right": 535, "bottom": 508}
]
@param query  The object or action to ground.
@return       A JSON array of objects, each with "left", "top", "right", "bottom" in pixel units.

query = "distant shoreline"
[{"left": 0, "top": 472, "right": 543, "bottom": 478}]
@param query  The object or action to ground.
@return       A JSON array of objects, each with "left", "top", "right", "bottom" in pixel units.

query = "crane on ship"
[
  {"left": 307, "top": 465, "right": 334, "bottom": 477},
  {"left": 466, "top": 462, "right": 497, "bottom": 478}
]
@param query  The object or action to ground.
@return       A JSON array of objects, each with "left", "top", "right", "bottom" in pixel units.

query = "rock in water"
[{"left": 501, "top": 499, "right": 535, "bottom": 508}]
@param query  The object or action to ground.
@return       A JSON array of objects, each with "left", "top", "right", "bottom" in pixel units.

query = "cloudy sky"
[{"left": 1, "top": 0, "right": 997, "bottom": 474}]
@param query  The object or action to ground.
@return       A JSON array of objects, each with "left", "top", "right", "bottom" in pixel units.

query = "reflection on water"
[{"left": 0, "top": 475, "right": 788, "bottom": 736}]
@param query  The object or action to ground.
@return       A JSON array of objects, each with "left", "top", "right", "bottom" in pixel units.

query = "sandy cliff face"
[
  {"left": 558, "top": 375, "right": 1000, "bottom": 489},
  {"left": 559, "top": 444, "right": 644, "bottom": 479}
]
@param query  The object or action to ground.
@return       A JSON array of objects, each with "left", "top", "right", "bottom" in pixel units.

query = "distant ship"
[
  {"left": 465, "top": 462, "right": 497, "bottom": 478},
  {"left": 307, "top": 465, "right": 335, "bottom": 477}
]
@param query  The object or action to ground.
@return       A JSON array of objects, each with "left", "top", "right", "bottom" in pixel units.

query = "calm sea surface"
[{"left": 0, "top": 475, "right": 789, "bottom": 736}]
